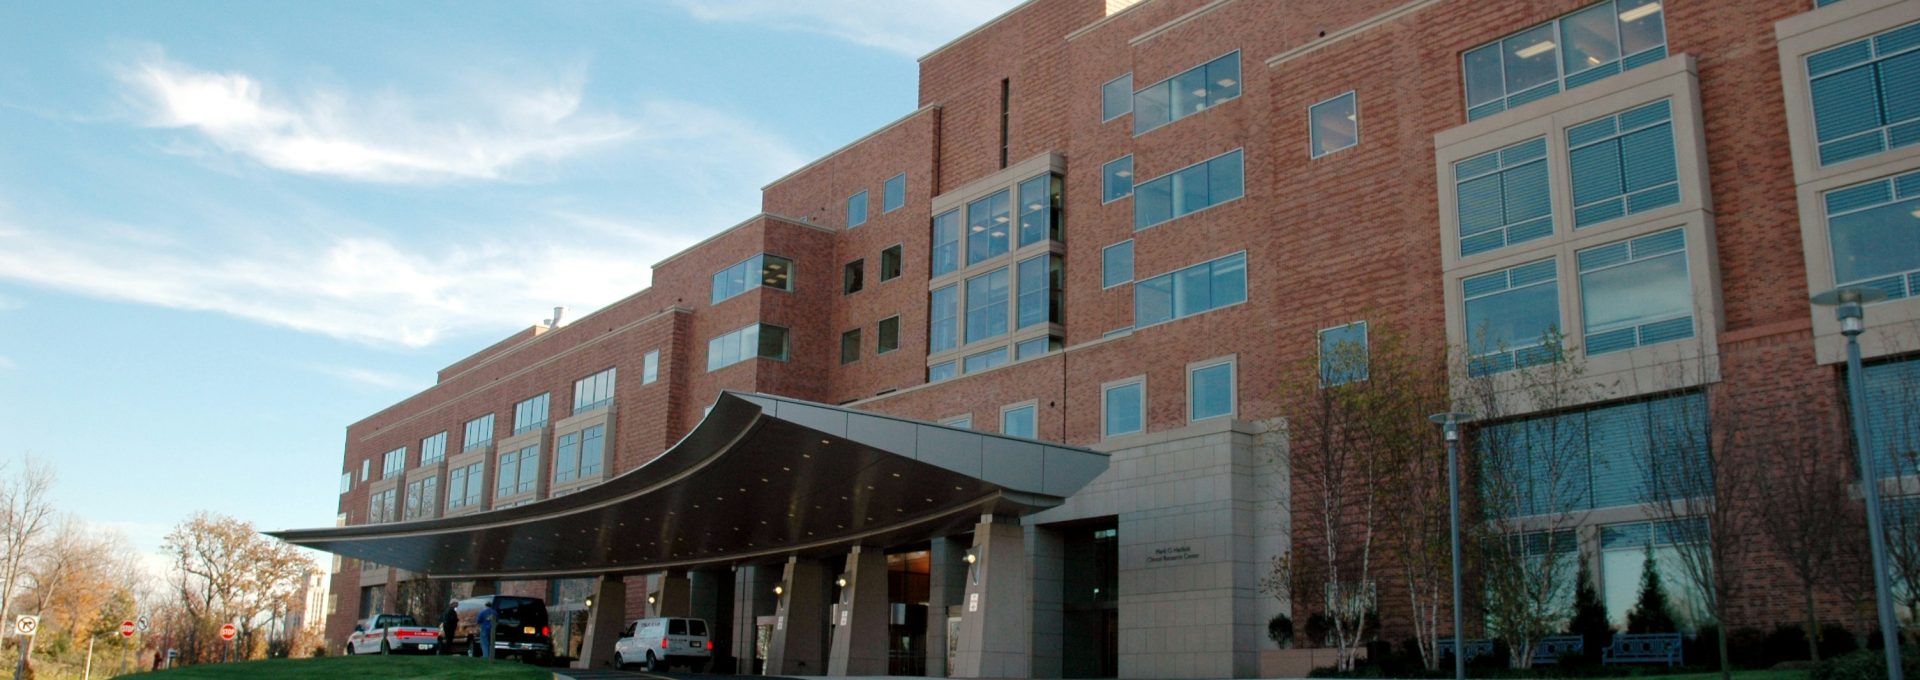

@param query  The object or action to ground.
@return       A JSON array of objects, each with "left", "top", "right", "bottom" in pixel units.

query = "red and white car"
[{"left": 346, "top": 614, "right": 443, "bottom": 655}]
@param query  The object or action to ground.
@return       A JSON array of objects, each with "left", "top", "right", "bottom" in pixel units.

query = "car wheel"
[
  {"left": 644, "top": 651, "right": 661, "bottom": 672},
  {"left": 345, "top": 642, "right": 355, "bottom": 655},
  {"left": 614, "top": 653, "right": 626, "bottom": 669}
]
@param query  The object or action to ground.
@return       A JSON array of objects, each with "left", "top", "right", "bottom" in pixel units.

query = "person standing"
[
  {"left": 439, "top": 603, "right": 459, "bottom": 656},
  {"left": 477, "top": 601, "right": 498, "bottom": 660}
]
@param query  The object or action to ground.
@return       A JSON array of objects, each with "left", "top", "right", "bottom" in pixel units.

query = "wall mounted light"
[
  {"left": 647, "top": 595, "right": 656, "bottom": 605},
  {"left": 772, "top": 584, "right": 785, "bottom": 597},
  {"left": 835, "top": 574, "right": 850, "bottom": 589}
]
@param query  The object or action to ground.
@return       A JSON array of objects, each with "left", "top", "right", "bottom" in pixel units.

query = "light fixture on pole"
[
  {"left": 1429, "top": 410, "right": 1476, "bottom": 680},
  {"left": 1811, "top": 285, "right": 1903, "bottom": 680}
]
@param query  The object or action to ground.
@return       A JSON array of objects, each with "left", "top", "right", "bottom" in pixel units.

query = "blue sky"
[{"left": 0, "top": 0, "right": 1021, "bottom": 571}]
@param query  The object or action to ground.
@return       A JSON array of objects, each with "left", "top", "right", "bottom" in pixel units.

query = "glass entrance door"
[{"left": 887, "top": 549, "right": 931, "bottom": 676}]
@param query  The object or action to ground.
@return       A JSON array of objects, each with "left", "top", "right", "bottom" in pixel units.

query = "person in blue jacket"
[{"left": 476, "top": 601, "right": 498, "bottom": 660}]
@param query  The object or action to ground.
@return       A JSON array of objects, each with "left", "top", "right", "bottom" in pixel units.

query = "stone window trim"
[
  {"left": 925, "top": 240, "right": 1065, "bottom": 372},
  {"left": 1777, "top": 0, "right": 1920, "bottom": 364},
  {"left": 441, "top": 446, "right": 491, "bottom": 517},
  {"left": 489, "top": 426, "right": 547, "bottom": 507},
  {"left": 1186, "top": 354, "right": 1237, "bottom": 423},
  {"left": 549, "top": 406, "right": 616, "bottom": 497},
  {"left": 1100, "top": 374, "right": 1147, "bottom": 441},
  {"left": 1776, "top": 0, "right": 1920, "bottom": 185}
]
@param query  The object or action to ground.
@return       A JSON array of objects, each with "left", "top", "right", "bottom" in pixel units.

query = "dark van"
[{"left": 452, "top": 595, "right": 553, "bottom": 664}]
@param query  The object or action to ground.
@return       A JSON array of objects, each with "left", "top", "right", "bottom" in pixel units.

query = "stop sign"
[
  {"left": 119, "top": 620, "right": 135, "bottom": 638},
  {"left": 219, "top": 623, "right": 236, "bottom": 641}
]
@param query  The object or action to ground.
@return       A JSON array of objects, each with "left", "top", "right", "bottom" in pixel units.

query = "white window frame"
[
  {"left": 1000, "top": 400, "right": 1039, "bottom": 439},
  {"left": 1101, "top": 375, "right": 1147, "bottom": 439},
  {"left": 642, "top": 350, "right": 660, "bottom": 385},
  {"left": 1132, "top": 147, "right": 1247, "bottom": 231},
  {"left": 1308, "top": 90, "right": 1360, "bottom": 159},
  {"left": 1132, "top": 49, "right": 1242, "bottom": 138},
  {"left": 1187, "top": 356, "right": 1237, "bottom": 423}
]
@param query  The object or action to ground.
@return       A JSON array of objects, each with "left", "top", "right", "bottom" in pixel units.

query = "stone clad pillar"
[
  {"left": 765, "top": 556, "right": 828, "bottom": 675},
  {"left": 653, "top": 569, "right": 691, "bottom": 617},
  {"left": 953, "top": 514, "right": 1030, "bottom": 679},
  {"left": 828, "top": 546, "right": 889, "bottom": 675},
  {"left": 573, "top": 575, "right": 626, "bottom": 669},
  {"left": 927, "top": 536, "right": 969, "bottom": 678}
]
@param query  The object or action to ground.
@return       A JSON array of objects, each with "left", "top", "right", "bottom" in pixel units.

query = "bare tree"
[
  {"left": 0, "top": 457, "right": 57, "bottom": 621},
  {"left": 1859, "top": 348, "right": 1920, "bottom": 633},
  {"left": 162, "top": 512, "right": 316, "bottom": 662},
  {"left": 1753, "top": 400, "right": 1861, "bottom": 662},
  {"left": 1367, "top": 326, "right": 1455, "bottom": 671},
  {"left": 23, "top": 515, "right": 138, "bottom": 640}
]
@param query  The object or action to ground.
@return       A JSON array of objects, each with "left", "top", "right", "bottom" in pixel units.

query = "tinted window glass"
[{"left": 669, "top": 619, "right": 688, "bottom": 635}]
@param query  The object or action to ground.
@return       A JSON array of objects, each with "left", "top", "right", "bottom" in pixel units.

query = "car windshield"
[{"left": 382, "top": 615, "right": 418, "bottom": 628}]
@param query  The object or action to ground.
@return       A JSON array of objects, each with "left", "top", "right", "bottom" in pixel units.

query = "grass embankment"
[{"left": 137, "top": 655, "right": 554, "bottom": 679}]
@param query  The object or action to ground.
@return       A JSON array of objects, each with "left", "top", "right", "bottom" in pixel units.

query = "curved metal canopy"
[{"left": 271, "top": 391, "right": 1108, "bottom": 580}]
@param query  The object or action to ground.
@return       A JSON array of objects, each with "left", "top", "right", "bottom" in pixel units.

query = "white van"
[{"left": 613, "top": 617, "right": 712, "bottom": 671}]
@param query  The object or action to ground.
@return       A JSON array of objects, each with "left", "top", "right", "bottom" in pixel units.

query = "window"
[
  {"left": 1568, "top": 99, "right": 1679, "bottom": 227},
  {"left": 1015, "top": 335, "right": 1060, "bottom": 360},
  {"left": 360, "top": 459, "right": 369, "bottom": 482},
  {"left": 1134, "top": 51, "right": 1240, "bottom": 135},
  {"left": 1309, "top": 91, "right": 1359, "bottom": 157},
  {"left": 928, "top": 362, "right": 957, "bottom": 383},
  {"left": 642, "top": 351, "right": 659, "bottom": 385},
  {"left": 1600, "top": 519, "right": 1711, "bottom": 630},
  {"left": 1456, "top": 138, "right": 1552, "bottom": 257},
  {"left": 930, "top": 286, "right": 959, "bottom": 353},
  {"left": 1462, "top": 0, "right": 1668, "bottom": 121},
  {"left": 573, "top": 367, "right": 616, "bottom": 414},
  {"left": 841, "top": 329, "right": 862, "bottom": 365},
  {"left": 463, "top": 414, "right": 494, "bottom": 451},
  {"left": 403, "top": 476, "right": 438, "bottom": 521},
  {"left": 1464, "top": 259, "right": 1561, "bottom": 376},
  {"left": 513, "top": 393, "right": 550, "bottom": 435},
  {"left": 554, "top": 431, "right": 580, "bottom": 483},
  {"left": 707, "top": 324, "right": 791, "bottom": 371},
  {"left": 1017, "top": 173, "right": 1062, "bottom": 247},
  {"left": 1103, "top": 379, "right": 1145, "bottom": 438},
  {"left": 1002, "top": 404, "right": 1037, "bottom": 438},
  {"left": 967, "top": 190, "right": 1011, "bottom": 265},
  {"left": 880, "top": 246, "right": 903, "bottom": 281},
  {"left": 1134, "top": 252, "right": 1248, "bottom": 329},
  {"left": 877, "top": 316, "right": 900, "bottom": 354},
  {"left": 711, "top": 254, "right": 795, "bottom": 305},
  {"left": 1102, "top": 73, "right": 1133, "bottom": 121},
  {"left": 340, "top": 472, "right": 351, "bottom": 494},
  {"left": 497, "top": 444, "right": 539, "bottom": 497},
  {"left": 1479, "top": 391, "right": 1707, "bottom": 517},
  {"left": 447, "top": 462, "right": 483, "bottom": 510},
  {"left": 553, "top": 424, "right": 605, "bottom": 484},
  {"left": 1016, "top": 255, "right": 1062, "bottom": 330},
  {"left": 883, "top": 173, "right": 907, "bottom": 213},
  {"left": 932, "top": 210, "right": 961, "bottom": 277},
  {"left": 844, "top": 259, "right": 865, "bottom": 295},
  {"left": 965, "top": 268, "right": 1011, "bottom": 343},
  {"left": 848, "top": 190, "right": 869, "bottom": 227},
  {"left": 1862, "top": 355, "right": 1920, "bottom": 480},
  {"left": 419, "top": 432, "right": 447, "bottom": 465},
  {"left": 1579, "top": 229, "right": 1693, "bottom": 354},
  {"left": 1103, "top": 156, "right": 1133, "bottom": 203},
  {"left": 368, "top": 488, "right": 397, "bottom": 524},
  {"left": 1189, "top": 360, "right": 1234, "bottom": 421},
  {"left": 1135, "top": 149, "right": 1244, "bottom": 230},
  {"left": 963, "top": 347, "right": 1009, "bottom": 374},
  {"left": 1807, "top": 21, "right": 1920, "bottom": 166},
  {"left": 944, "top": 414, "right": 974, "bottom": 430},
  {"left": 1825, "top": 170, "right": 1920, "bottom": 300},
  {"left": 1103, "top": 241, "right": 1134, "bottom": 288},
  {"left": 381, "top": 448, "right": 404, "bottom": 478},
  {"left": 1319, "top": 321, "right": 1370, "bottom": 386}
]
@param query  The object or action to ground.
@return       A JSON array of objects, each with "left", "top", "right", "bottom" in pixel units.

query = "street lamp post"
[
  {"left": 1811, "top": 286, "right": 1903, "bottom": 680},
  {"left": 1430, "top": 411, "right": 1476, "bottom": 680}
]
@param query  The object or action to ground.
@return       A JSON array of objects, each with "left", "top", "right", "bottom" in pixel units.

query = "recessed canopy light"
[
  {"left": 1618, "top": 2, "right": 1660, "bottom": 22},
  {"left": 1514, "top": 40, "right": 1556, "bottom": 58}
]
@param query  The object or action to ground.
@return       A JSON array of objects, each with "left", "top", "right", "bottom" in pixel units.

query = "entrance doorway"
[
  {"left": 887, "top": 548, "right": 931, "bottom": 676},
  {"left": 1062, "top": 523, "right": 1118, "bottom": 678}
]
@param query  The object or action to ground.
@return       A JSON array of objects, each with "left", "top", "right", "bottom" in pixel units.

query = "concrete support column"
[
  {"left": 572, "top": 575, "right": 627, "bottom": 670},
  {"left": 926, "top": 536, "right": 968, "bottom": 678},
  {"left": 652, "top": 569, "right": 691, "bottom": 617},
  {"left": 765, "top": 556, "right": 828, "bottom": 676},
  {"left": 954, "top": 514, "right": 1030, "bottom": 679},
  {"left": 732, "top": 566, "right": 777, "bottom": 675},
  {"left": 1028, "top": 525, "right": 1066, "bottom": 679},
  {"left": 828, "top": 546, "right": 889, "bottom": 676}
]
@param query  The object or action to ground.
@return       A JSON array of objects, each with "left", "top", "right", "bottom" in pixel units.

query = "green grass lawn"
[
  {"left": 137, "top": 655, "right": 556, "bottom": 679},
  {"left": 1653, "top": 672, "right": 1806, "bottom": 680}
]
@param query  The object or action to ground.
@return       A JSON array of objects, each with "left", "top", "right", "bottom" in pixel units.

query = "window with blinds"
[
  {"left": 1134, "top": 149, "right": 1245, "bottom": 230},
  {"left": 1463, "top": 259, "right": 1560, "bottom": 376},
  {"left": 1823, "top": 169, "right": 1920, "bottom": 300},
  {"left": 1456, "top": 138, "right": 1552, "bottom": 257},
  {"left": 1578, "top": 228, "right": 1694, "bottom": 355},
  {"left": 1861, "top": 355, "right": 1920, "bottom": 483},
  {"left": 1462, "top": 0, "right": 1667, "bottom": 121},
  {"left": 1478, "top": 392, "right": 1708, "bottom": 518},
  {"left": 1133, "top": 252, "right": 1247, "bottom": 329},
  {"left": 1569, "top": 99, "right": 1679, "bottom": 228},
  {"left": 1807, "top": 21, "right": 1920, "bottom": 166}
]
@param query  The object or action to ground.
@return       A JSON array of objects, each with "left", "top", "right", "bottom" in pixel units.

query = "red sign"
[
  {"left": 219, "top": 623, "right": 236, "bottom": 641},
  {"left": 119, "top": 620, "right": 135, "bottom": 638}
]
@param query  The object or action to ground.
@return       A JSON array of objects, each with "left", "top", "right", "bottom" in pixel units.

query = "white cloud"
[
  {"left": 116, "top": 52, "right": 637, "bottom": 183},
  {"left": 314, "top": 365, "right": 424, "bottom": 392},
  {"left": 669, "top": 0, "right": 1027, "bottom": 57}
]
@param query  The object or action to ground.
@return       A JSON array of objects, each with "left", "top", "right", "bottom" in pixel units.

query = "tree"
[
  {"left": 1753, "top": 403, "right": 1860, "bottom": 662},
  {"left": 1626, "top": 547, "right": 1676, "bottom": 634},
  {"left": 162, "top": 512, "right": 315, "bottom": 663},
  {"left": 1566, "top": 559, "right": 1610, "bottom": 664},
  {"left": 1363, "top": 326, "right": 1455, "bottom": 671},
  {"left": 0, "top": 457, "right": 57, "bottom": 621},
  {"left": 1856, "top": 347, "right": 1920, "bottom": 636},
  {"left": 23, "top": 515, "right": 138, "bottom": 641}
]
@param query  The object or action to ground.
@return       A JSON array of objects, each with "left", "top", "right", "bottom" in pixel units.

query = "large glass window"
[
  {"left": 1456, "top": 138, "right": 1552, "bottom": 257},
  {"left": 403, "top": 476, "right": 438, "bottom": 521},
  {"left": 419, "top": 432, "right": 447, "bottom": 466},
  {"left": 932, "top": 210, "right": 961, "bottom": 277},
  {"left": 1135, "top": 149, "right": 1243, "bottom": 230},
  {"left": 513, "top": 393, "right": 549, "bottom": 435},
  {"left": 965, "top": 268, "right": 1010, "bottom": 343},
  {"left": 711, "top": 254, "right": 794, "bottom": 305},
  {"left": 1568, "top": 99, "right": 1678, "bottom": 228},
  {"left": 447, "top": 462, "right": 483, "bottom": 510},
  {"left": 463, "top": 414, "right": 494, "bottom": 451},
  {"left": 1015, "top": 335, "right": 1060, "bottom": 360},
  {"left": 1479, "top": 392, "right": 1706, "bottom": 517},
  {"left": 382, "top": 448, "right": 404, "bottom": 478},
  {"left": 930, "top": 285, "right": 959, "bottom": 353},
  {"left": 1189, "top": 360, "right": 1234, "bottom": 421},
  {"left": 1807, "top": 22, "right": 1920, "bottom": 166},
  {"left": 497, "top": 444, "right": 538, "bottom": 497},
  {"left": 1824, "top": 169, "right": 1920, "bottom": 300},
  {"left": 1103, "top": 380, "right": 1145, "bottom": 438},
  {"left": 707, "top": 324, "right": 790, "bottom": 371},
  {"left": 1861, "top": 356, "right": 1920, "bottom": 484},
  {"left": 1134, "top": 52, "right": 1240, "bottom": 135},
  {"left": 368, "top": 489, "right": 396, "bottom": 524},
  {"left": 877, "top": 316, "right": 900, "bottom": 354},
  {"left": 1018, "top": 174, "right": 1062, "bottom": 247},
  {"left": 883, "top": 173, "right": 907, "bottom": 213},
  {"left": 553, "top": 424, "right": 605, "bottom": 484},
  {"left": 928, "top": 362, "right": 956, "bottom": 383},
  {"left": 848, "top": 190, "right": 869, "bottom": 227},
  {"left": 841, "top": 329, "right": 862, "bottom": 365},
  {"left": 881, "top": 245, "right": 903, "bottom": 281},
  {"left": 1600, "top": 519, "right": 1713, "bottom": 631},
  {"left": 642, "top": 350, "right": 659, "bottom": 385},
  {"left": 967, "top": 190, "right": 1011, "bottom": 265},
  {"left": 963, "top": 347, "right": 1009, "bottom": 374},
  {"left": 1103, "top": 156, "right": 1133, "bottom": 203},
  {"left": 1134, "top": 252, "right": 1247, "bottom": 329},
  {"left": 1309, "top": 91, "right": 1359, "bottom": 158},
  {"left": 1102, "top": 73, "right": 1133, "bottom": 122},
  {"left": 1002, "top": 404, "right": 1037, "bottom": 438},
  {"left": 573, "top": 367, "right": 616, "bottom": 414},
  {"left": 1578, "top": 229, "right": 1693, "bottom": 354},
  {"left": 1462, "top": 0, "right": 1668, "bottom": 121},
  {"left": 1319, "top": 321, "right": 1369, "bottom": 386},
  {"left": 1103, "top": 240, "right": 1133, "bottom": 288},
  {"left": 1016, "top": 255, "right": 1062, "bottom": 329},
  {"left": 1463, "top": 259, "right": 1560, "bottom": 376},
  {"left": 554, "top": 431, "right": 580, "bottom": 483}
]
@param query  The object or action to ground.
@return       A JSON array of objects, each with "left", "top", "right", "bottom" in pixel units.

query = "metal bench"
[
  {"left": 1531, "top": 635, "right": 1584, "bottom": 666},
  {"left": 1436, "top": 638, "right": 1495, "bottom": 664},
  {"left": 1601, "top": 632, "right": 1682, "bottom": 667}
]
